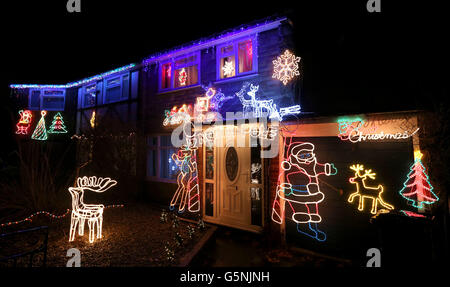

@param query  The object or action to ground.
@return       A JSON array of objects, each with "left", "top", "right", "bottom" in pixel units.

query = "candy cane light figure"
[
  {"left": 271, "top": 140, "right": 337, "bottom": 242},
  {"left": 69, "top": 176, "right": 117, "bottom": 243}
]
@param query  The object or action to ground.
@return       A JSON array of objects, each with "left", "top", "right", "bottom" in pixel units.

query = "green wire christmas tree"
[
  {"left": 48, "top": 112, "right": 68, "bottom": 134},
  {"left": 31, "top": 110, "right": 48, "bottom": 140}
]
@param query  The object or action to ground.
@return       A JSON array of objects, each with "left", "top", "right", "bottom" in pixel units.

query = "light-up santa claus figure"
[
  {"left": 272, "top": 140, "right": 337, "bottom": 241},
  {"left": 16, "top": 110, "right": 33, "bottom": 135}
]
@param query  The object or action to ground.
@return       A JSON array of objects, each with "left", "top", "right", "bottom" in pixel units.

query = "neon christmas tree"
[
  {"left": 48, "top": 112, "right": 68, "bottom": 134},
  {"left": 399, "top": 151, "right": 439, "bottom": 208},
  {"left": 31, "top": 110, "right": 48, "bottom": 140}
]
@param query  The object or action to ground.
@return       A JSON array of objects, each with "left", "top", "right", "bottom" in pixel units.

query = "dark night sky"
[{"left": 0, "top": 0, "right": 448, "bottom": 152}]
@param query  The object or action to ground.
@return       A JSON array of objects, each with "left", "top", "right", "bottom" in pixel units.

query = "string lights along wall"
[
  {"left": 31, "top": 110, "right": 48, "bottom": 141},
  {"left": 15, "top": 110, "right": 33, "bottom": 135},
  {"left": 271, "top": 140, "right": 337, "bottom": 242},
  {"left": 347, "top": 164, "right": 394, "bottom": 215},
  {"left": 399, "top": 150, "right": 439, "bottom": 208},
  {"left": 272, "top": 49, "right": 301, "bottom": 85},
  {"left": 69, "top": 176, "right": 117, "bottom": 243}
]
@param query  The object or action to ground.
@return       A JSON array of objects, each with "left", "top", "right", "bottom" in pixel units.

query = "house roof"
[
  {"left": 9, "top": 64, "right": 136, "bottom": 89},
  {"left": 142, "top": 15, "right": 287, "bottom": 65},
  {"left": 9, "top": 15, "right": 287, "bottom": 90}
]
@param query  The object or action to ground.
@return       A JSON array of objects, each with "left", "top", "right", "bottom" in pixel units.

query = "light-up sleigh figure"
[
  {"left": 69, "top": 176, "right": 117, "bottom": 243},
  {"left": 271, "top": 140, "right": 337, "bottom": 242},
  {"left": 347, "top": 164, "right": 394, "bottom": 214}
]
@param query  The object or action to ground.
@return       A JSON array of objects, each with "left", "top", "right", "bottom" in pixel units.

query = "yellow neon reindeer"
[{"left": 348, "top": 164, "right": 394, "bottom": 214}]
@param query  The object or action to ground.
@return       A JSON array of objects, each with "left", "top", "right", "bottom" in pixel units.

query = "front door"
[{"left": 204, "top": 124, "right": 263, "bottom": 232}]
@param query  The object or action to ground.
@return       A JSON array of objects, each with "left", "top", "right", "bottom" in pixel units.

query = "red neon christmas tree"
[
  {"left": 399, "top": 151, "right": 439, "bottom": 208},
  {"left": 48, "top": 112, "right": 67, "bottom": 134}
]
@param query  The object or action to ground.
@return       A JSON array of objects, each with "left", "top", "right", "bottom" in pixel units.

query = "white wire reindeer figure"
[{"left": 68, "top": 176, "right": 117, "bottom": 243}]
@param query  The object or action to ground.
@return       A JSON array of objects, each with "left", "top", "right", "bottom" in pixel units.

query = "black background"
[{"left": 1, "top": 0, "right": 448, "bottom": 132}]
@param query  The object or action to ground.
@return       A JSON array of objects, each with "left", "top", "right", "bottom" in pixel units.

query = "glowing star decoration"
[
  {"left": 170, "top": 145, "right": 200, "bottom": 213},
  {"left": 222, "top": 60, "right": 235, "bottom": 77},
  {"left": 347, "top": 164, "right": 394, "bottom": 215},
  {"left": 235, "top": 82, "right": 301, "bottom": 121},
  {"left": 69, "top": 176, "right": 117, "bottom": 243},
  {"left": 178, "top": 68, "right": 187, "bottom": 86},
  {"left": 271, "top": 140, "right": 337, "bottom": 242},
  {"left": 90, "top": 111, "right": 96, "bottom": 128},
  {"left": 15, "top": 110, "right": 33, "bottom": 135},
  {"left": 31, "top": 110, "right": 48, "bottom": 141},
  {"left": 272, "top": 50, "right": 301, "bottom": 85},
  {"left": 47, "top": 112, "right": 68, "bottom": 134},
  {"left": 399, "top": 151, "right": 438, "bottom": 208}
]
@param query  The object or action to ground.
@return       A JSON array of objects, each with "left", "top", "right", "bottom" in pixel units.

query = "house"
[{"left": 9, "top": 16, "right": 437, "bottom": 261}]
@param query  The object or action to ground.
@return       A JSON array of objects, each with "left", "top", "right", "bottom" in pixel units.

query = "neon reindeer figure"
[
  {"left": 69, "top": 176, "right": 117, "bottom": 243},
  {"left": 347, "top": 164, "right": 394, "bottom": 214},
  {"left": 170, "top": 144, "right": 200, "bottom": 213}
]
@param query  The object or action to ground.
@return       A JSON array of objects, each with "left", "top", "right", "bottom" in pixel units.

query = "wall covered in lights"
[{"left": 279, "top": 135, "right": 415, "bottom": 258}]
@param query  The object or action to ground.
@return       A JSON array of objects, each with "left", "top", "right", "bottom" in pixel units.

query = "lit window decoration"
[
  {"left": 47, "top": 112, "right": 68, "bottom": 134},
  {"left": 347, "top": 164, "right": 394, "bottom": 215},
  {"left": 15, "top": 110, "right": 33, "bottom": 135},
  {"left": 163, "top": 104, "right": 193, "bottom": 126},
  {"left": 69, "top": 176, "right": 118, "bottom": 243},
  {"left": 90, "top": 111, "right": 96, "bottom": 128},
  {"left": 271, "top": 140, "right": 337, "bottom": 242},
  {"left": 31, "top": 110, "right": 48, "bottom": 141},
  {"left": 222, "top": 60, "right": 235, "bottom": 77},
  {"left": 235, "top": 82, "right": 301, "bottom": 121},
  {"left": 178, "top": 67, "right": 187, "bottom": 86},
  {"left": 399, "top": 151, "right": 438, "bottom": 208},
  {"left": 170, "top": 145, "right": 200, "bottom": 213},
  {"left": 272, "top": 50, "right": 301, "bottom": 85}
]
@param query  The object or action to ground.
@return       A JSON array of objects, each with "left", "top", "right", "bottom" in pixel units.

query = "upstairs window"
[
  {"left": 29, "top": 89, "right": 65, "bottom": 111},
  {"left": 104, "top": 73, "right": 130, "bottom": 104},
  {"left": 83, "top": 84, "right": 97, "bottom": 108},
  {"left": 217, "top": 35, "right": 257, "bottom": 80},
  {"left": 159, "top": 52, "right": 200, "bottom": 91}
]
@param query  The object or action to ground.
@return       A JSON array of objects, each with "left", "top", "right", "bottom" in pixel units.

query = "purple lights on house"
[{"left": 142, "top": 16, "right": 287, "bottom": 67}]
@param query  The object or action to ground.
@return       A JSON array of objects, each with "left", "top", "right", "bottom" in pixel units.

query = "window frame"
[
  {"left": 158, "top": 51, "right": 201, "bottom": 92},
  {"left": 146, "top": 134, "right": 178, "bottom": 183},
  {"left": 216, "top": 34, "right": 258, "bottom": 81},
  {"left": 29, "top": 88, "right": 66, "bottom": 111},
  {"left": 82, "top": 83, "right": 98, "bottom": 108},
  {"left": 103, "top": 72, "right": 130, "bottom": 105}
]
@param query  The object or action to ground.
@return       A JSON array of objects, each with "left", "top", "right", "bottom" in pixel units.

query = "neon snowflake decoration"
[
  {"left": 222, "top": 61, "right": 235, "bottom": 77},
  {"left": 272, "top": 50, "right": 301, "bottom": 85}
]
